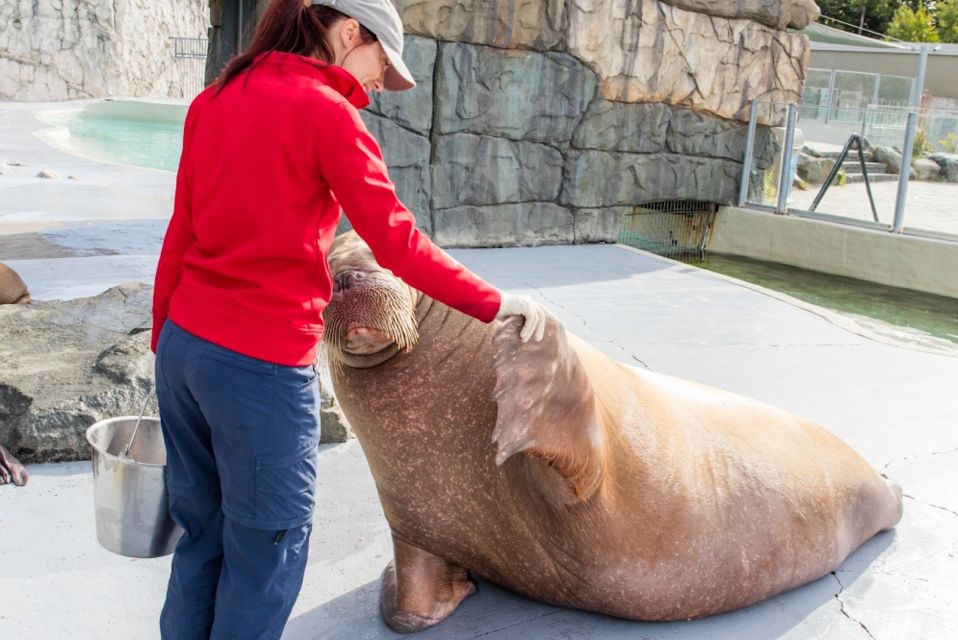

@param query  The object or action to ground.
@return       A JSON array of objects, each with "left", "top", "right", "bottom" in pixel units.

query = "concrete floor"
[{"left": 2, "top": 101, "right": 958, "bottom": 639}]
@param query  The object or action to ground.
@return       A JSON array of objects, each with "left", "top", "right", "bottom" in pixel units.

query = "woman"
[{"left": 151, "top": 0, "right": 545, "bottom": 637}]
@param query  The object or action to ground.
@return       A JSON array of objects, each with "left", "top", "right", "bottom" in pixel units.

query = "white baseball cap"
[{"left": 310, "top": 0, "right": 415, "bottom": 92}]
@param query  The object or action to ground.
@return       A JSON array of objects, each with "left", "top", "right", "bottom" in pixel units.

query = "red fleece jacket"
[{"left": 152, "top": 51, "right": 501, "bottom": 366}]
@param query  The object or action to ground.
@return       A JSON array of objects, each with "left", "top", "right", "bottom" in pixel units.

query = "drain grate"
[{"left": 618, "top": 201, "right": 718, "bottom": 259}]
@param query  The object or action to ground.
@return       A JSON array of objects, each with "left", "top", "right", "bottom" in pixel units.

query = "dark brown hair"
[{"left": 215, "top": 0, "right": 377, "bottom": 90}]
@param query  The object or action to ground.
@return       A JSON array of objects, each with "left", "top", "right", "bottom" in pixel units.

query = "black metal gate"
[
  {"left": 172, "top": 36, "right": 209, "bottom": 98},
  {"left": 618, "top": 201, "right": 719, "bottom": 259}
]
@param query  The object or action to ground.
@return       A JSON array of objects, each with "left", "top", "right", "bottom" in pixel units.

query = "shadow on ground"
[{"left": 285, "top": 532, "right": 894, "bottom": 640}]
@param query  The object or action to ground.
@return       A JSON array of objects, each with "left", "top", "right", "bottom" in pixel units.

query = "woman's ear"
[{"left": 339, "top": 17, "right": 360, "bottom": 48}]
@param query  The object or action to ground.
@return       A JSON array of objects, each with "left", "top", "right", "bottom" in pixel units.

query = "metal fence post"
[
  {"left": 892, "top": 111, "right": 918, "bottom": 233},
  {"left": 776, "top": 104, "right": 798, "bottom": 215},
  {"left": 825, "top": 69, "right": 836, "bottom": 124},
  {"left": 737, "top": 101, "right": 759, "bottom": 207},
  {"left": 911, "top": 45, "right": 929, "bottom": 108}
]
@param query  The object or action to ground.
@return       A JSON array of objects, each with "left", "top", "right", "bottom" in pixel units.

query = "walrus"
[
  {"left": 0, "top": 262, "right": 31, "bottom": 304},
  {"left": 323, "top": 232, "right": 903, "bottom": 631},
  {"left": 0, "top": 446, "right": 28, "bottom": 486}
]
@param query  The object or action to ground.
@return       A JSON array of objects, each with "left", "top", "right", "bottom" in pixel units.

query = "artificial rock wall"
[
  {"left": 2, "top": 0, "right": 817, "bottom": 246},
  {"left": 355, "top": 0, "right": 817, "bottom": 246},
  {"left": 0, "top": 0, "right": 208, "bottom": 100}
]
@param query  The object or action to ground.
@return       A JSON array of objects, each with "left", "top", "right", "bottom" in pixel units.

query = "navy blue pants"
[{"left": 155, "top": 321, "right": 320, "bottom": 639}]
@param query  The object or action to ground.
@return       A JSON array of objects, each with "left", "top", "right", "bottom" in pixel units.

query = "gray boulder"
[
  {"left": 435, "top": 43, "right": 596, "bottom": 145},
  {"left": 929, "top": 153, "right": 958, "bottom": 182},
  {"left": 874, "top": 146, "right": 904, "bottom": 174},
  {"left": 318, "top": 381, "right": 353, "bottom": 444},
  {"left": 913, "top": 158, "right": 941, "bottom": 181},
  {"left": 0, "top": 283, "right": 155, "bottom": 463},
  {"left": 0, "top": 283, "right": 352, "bottom": 463},
  {"left": 797, "top": 153, "right": 834, "bottom": 184}
]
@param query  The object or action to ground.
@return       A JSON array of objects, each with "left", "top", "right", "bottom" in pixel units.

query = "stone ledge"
[
  {"left": 563, "top": 151, "right": 741, "bottom": 208},
  {"left": 433, "top": 203, "right": 573, "bottom": 247}
]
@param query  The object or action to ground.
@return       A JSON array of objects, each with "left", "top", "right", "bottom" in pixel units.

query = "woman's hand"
[{"left": 495, "top": 293, "right": 546, "bottom": 342}]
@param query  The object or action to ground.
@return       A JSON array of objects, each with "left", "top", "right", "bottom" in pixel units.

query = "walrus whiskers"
[{"left": 323, "top": 280, "right": 419, "bottom": 361}]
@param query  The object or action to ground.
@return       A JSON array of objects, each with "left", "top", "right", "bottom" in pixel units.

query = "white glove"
[{"left": 495, "top": 293, "right": 546, "bottom": 342}]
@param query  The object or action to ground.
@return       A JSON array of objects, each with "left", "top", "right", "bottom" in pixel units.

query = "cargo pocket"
[{"left": 253, "top": 444, "right": 318, "bottom": 529}]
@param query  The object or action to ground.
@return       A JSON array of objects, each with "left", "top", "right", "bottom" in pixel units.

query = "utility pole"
[{"left": 858, "top": 2, "right": 866, "bottom": 34}]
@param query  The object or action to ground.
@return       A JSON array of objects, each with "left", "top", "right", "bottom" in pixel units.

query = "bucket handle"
[{"left": 120, "top": 387, "right": 156, "bottom": 459}]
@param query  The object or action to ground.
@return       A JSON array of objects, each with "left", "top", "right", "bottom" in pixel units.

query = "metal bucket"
[{"left": 86, "top": 416, "right": 183, "bottom": 558}]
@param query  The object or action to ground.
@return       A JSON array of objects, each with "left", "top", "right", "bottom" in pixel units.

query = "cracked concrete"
[
  {"left": 831, "top": 572, "right": 876, "bottom": 640},
  {"left": 2, "top": 99, "right": 958, "bottom": 639}
]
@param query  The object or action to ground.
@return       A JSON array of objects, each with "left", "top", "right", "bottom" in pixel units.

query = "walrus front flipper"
[
  {"left": 492, "top": 315, "right": 605, "bottom": 506},
  {"left": 380, "top": 535, "right": 476, "bottom": 633}
]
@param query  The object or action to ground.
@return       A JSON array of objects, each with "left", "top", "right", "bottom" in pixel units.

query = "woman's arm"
[{"left": 318, "top": 100, "right": 502, "bottom": 322}]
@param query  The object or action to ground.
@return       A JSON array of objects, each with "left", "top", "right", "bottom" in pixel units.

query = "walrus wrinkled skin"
[
  {"left": 0, "top": 445, "right": 28, "bottom": 486},
  {"left": 324, "top": 232, "right": 903, "bottom": 632},
  {"left": 0, "top": 262, "right": 31, "bottom": 304}
]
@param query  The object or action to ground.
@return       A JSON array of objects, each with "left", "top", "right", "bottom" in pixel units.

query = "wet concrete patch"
[
  {"left": 0, "top": 232, "right": 78, "bottom": 260},
  {"left": 0, "top": 219, "right": 166, "bottom": 261}
]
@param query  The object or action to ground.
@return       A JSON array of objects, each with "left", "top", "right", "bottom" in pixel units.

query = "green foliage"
[
  {"left": 938, "top": 0, "right": 958, "bottom": 43},
  {"left": 938, "top": 132, "right": 958, "bottom": 154},
  {"left": 913, "top": 128, "right": 929, "bottom": 157},
  {"left": 817, "top": 0, "right": 898, "bottom": 37},
  {"left": 887, "top": 5, "right": 941, "bottom": 42}
]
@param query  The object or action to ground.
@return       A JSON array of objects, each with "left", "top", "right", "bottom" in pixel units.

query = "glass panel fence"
[
  {"left": 742, "top": 102, "right": 789, "bottom": 209},
  {"left": 902, "top": 109, "right": 958, "bottom": 238},
  {"left": 790, "top": 104, "right": 912, "bottom": 228},
  {"left": 742, "top": 100, "right": 958, "bottom": 238}
]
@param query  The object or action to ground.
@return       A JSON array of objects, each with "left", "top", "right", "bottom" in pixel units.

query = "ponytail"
[{"left": 214, "top": 0, "right": 376, "bottom": 91}]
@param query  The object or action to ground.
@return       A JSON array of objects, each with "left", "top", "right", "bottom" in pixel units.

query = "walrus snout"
[
  {"left": 333, "top": 270, "right": 365, "bottom": 294},
  {"left": 323, "top": 254, "right": 420, "bottom": 361}
]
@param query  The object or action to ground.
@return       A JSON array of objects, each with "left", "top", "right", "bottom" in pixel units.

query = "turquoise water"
[
  {"left": 60, "top": 115, "right": 183, "bottom": 172},
  {"left": 685, "top": 253, "right": 958, "bottom": 347}
]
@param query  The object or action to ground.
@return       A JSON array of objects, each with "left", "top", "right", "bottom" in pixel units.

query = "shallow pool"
[
  {"left": 38, "top": 100, "right": 186, "bottom": 172},
  {"left": 685, "top": 253, "right": 958, "bottom": 347}
]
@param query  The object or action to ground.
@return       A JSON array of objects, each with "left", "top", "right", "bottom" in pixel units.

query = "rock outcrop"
[
  {"left": 913, "top": 158, "right": 942, "bottom": 181},
  {"left": 0, "top": 283, "right": 155, "bottom": 462},
  {"left": 661, "top": 0, "right": 820, "bottom": 30},
  {"left": 0, "top": 283, "right": 350, "bottom": 463},
  {"left": 930, "top": 153, "right": 958, "bottom": 182},
  {"left": 564, "top": 0, "right": 810, "bottom": 124}
]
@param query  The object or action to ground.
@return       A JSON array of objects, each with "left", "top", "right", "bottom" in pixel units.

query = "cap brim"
[{"left": 381, "top": 42, "right": 415, "bottom": 92}]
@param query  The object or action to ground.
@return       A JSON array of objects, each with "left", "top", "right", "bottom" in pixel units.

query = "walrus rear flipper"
[{"left": 491, "top": 314, "right": 606, "bottom": 506}]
